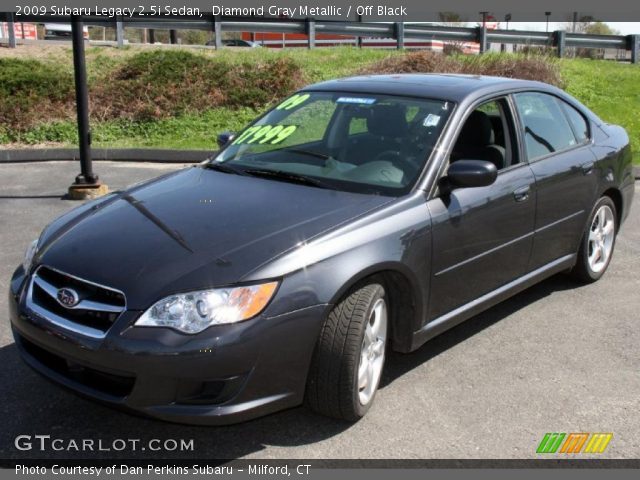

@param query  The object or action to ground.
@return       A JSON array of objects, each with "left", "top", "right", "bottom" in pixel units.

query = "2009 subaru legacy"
[{"left": 9, "top": 74, "right": 634, "bottom": 424}]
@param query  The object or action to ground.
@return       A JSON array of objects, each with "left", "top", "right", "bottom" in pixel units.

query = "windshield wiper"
[
  {"left": 280, "top": 148, "right": 331, "bottom": 160},
  {"left": 202, "top": 162, "right": 249, "bottom": 176},
  {"left": 243, "top": 168, "right": 331, "bottom": 189}
]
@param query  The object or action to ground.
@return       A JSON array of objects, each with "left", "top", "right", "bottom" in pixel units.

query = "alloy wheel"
[
  {"left": 357, "top": 298, "right": 387, "bottom": 406},
  {"left": 587, "top": 205, "right": 615, "bottom": 273}
]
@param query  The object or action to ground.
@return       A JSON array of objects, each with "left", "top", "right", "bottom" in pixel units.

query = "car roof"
[{"left": 303, "top": 74, "right": 554, "bottom": 102}]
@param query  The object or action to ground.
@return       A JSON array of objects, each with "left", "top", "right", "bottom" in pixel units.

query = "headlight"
[
  {"left": 135, "top": 281, "right": 279, "bottom": 334},
  {"left": 22, "top": 239, "right": 39, "bottom": 273}
]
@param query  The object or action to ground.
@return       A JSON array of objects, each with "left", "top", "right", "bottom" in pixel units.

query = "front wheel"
[
  {"left": 305, "top": 283, "right": 388, "bottom": 421},
  {"left": 572, "top": 196, "right": 617, "bottom": 283}
]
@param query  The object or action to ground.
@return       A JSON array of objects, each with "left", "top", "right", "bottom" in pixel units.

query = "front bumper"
[{"left": 9, "top": 269, "right": 327, "bottom": 425}]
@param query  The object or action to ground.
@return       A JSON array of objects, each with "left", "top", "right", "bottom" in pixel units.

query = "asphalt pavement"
[{"left": 0, "top": 161, "right": 638, "bottom": 460}]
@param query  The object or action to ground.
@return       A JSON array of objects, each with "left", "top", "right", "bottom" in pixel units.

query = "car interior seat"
[
  {"left": 450, "top": 110, "right": 506, "bottom": 169},
  {"left": 343, "top": 105, "right": 409, "bottom": 165}
]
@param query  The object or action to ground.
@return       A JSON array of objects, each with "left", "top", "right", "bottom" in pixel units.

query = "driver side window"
[{"left": 450, "top": 98, "right": 519, "bottom": 171}]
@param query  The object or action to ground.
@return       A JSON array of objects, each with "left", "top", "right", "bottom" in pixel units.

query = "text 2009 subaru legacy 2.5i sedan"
[{"left": 9, "top": 74, "right": 635, "bottom": 424}]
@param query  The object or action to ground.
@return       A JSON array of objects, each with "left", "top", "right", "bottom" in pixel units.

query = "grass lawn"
[
  {"left": 1, "top": 46, "right": 638, "bottom": 163},
  {"left": 560, "top": 58, "right": 640, "bottom": 164}
]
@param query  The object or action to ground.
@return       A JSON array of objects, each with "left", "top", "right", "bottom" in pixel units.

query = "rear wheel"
[
  {"left": 306, "top": 283, "right": 388, "bottom": 421},
  {"left": 572, "top": 196, "right": 617, "bottom": 283}
]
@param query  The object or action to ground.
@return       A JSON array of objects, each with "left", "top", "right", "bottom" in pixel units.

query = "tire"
[
  {"left": 571, "top": 196, "right": 617, "bottom": 283},
  {"left": 306, "top": 283, "right": 388, "bottom": 421}
]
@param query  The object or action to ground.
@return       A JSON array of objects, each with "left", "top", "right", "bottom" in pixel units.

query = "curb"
[
  {"left": 2, "top": 149, "right": 640, "bottom": 179},
  {"left": 0, "top": 148, "right": 214, "bottom": 164}
]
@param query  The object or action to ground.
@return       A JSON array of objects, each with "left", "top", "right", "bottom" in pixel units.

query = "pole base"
[{"left": 67, "top": 182, "right": 109, "bottom": 200}]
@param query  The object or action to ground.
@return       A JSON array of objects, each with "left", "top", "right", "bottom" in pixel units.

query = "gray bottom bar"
[{"left": 2, "top": 467, "right": 640, "bottom": 480}]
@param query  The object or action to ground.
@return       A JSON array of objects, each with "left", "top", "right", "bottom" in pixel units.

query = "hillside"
[{"left": 1, "top": 45, "right": 638, "bottom": 163}]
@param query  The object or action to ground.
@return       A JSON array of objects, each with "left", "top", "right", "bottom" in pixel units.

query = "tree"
[
  {"left": 438, "top": 12, "right": 469, "bottom": 55},
  {"left": 575, "top": 21, "right": 620, "bottom": 59},
  {"left": 565, "top": 14, "right": 595, "bottom": 33},
  {"left": 438, "top": 12, "right": 467, "bottom": 27},
  {"left": 585, "top": 22, "right": 619, "bottom": 35}
]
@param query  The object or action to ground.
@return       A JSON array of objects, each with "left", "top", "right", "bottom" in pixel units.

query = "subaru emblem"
[{"left": 56, "top": 288, "right": 80, "bottom": 308}]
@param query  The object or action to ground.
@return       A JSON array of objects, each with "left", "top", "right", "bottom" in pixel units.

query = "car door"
[
  {"left": 426, "top": 97, "right": 537, "bottom": 321},
  {"left": 511, "top": 92, "right": 598, "bottom": 270}
]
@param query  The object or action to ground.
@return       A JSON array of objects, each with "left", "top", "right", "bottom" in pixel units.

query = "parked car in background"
[
  {"left": 9, "top": 74, "right": 634, "bottom": 425},
  {"left": 43, "top": 23, "right": 88, "bottom": 40},
  {"left": 206, "top": 38, "right": 262, "bottom": 47}
]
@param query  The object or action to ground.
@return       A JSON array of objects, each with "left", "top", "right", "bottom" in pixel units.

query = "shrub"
[
  {"left": 359, "top": 51, "right": 563, "bottom": 87},
  {"left": 91, "top": 50, "right": 304, "bottom": 121},
  {"left": 360, "top": 50, "right": 457, "bottom": 75},
  {"left": 0, "top": 58, "right": 74, "bottom": 131},
  {"left": 0, "top": 126, "right": 10, "bottom": 144},
  {"left": 9, "top": 121, "right": 78, "bottom": 144},
  {"left": 457, "top": 53, "right": 564, "bottom": 87}
]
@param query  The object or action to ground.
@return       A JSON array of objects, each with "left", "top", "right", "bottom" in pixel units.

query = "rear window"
[
  {"left": 513, "top": 92, "right": 580, "bottom": 161},
  {"left": 561, "top": 101, "right": 590, "bottom": 144}
]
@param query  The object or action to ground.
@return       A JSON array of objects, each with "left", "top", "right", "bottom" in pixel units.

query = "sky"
[{"left": 497, "top": 22, "right": 640, "bottom": 35}]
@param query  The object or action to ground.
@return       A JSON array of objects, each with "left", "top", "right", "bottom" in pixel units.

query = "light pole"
[
  {"left": 502, "top": 14, "right": 512, "bottom": 52},
  {"left": 68, "top": 17, "right": 108, "bottom": 199},
  {"left": 480, "top": 11, "right": 488, "bottom": 29},
  {"left": 479, "top": 12, "right": 488, "bottom": 54},
  {"left": 545, "top": 12, "right": 551, "bottom": 33}
]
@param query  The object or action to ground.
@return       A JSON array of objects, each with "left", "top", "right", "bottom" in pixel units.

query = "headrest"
[
  {"left": 367, "top": 105, "right": 408, "bottom": 137},
  {"left": 457, "top": 110, "right": 494, "bottom": 146}
]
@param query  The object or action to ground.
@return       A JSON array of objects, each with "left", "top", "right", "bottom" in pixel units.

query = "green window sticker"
[
  {"left": 232, "top": 125, "right": 298, "bottom": 145},
  {"left": 276, "top": 93, "right": 311, "bottom": 111}
]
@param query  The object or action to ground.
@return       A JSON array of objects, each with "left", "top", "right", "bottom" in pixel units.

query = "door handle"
[
  {"left": 513, "top": 185, "right": 531, "bottom": 203},
  {"left": 581, "top": 161, "right": 595, "bottom": 175}
]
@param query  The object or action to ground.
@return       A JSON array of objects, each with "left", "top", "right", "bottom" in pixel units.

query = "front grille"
[
  {"left": 26, "top": 266, "right": 126, "bottom": 338},
  {"left": 19, "top": 335, "right": 135, "bottom": 398}
]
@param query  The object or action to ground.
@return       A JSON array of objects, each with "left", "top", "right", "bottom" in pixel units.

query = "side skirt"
[{"left": 410, "top": 254, "right": 577, "bottom": 351}]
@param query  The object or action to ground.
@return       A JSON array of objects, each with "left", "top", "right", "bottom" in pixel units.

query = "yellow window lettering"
[
  {"left": 270, "top": 125, "right": 297, "bottom": 144},
  {"left": 246, "top": 125, "right": 274, "bottom": 144},
  {"left": 276, "top": 93, "right": 310, "bottom": 111},
  {"left": 232, "top": 126, "right": 261, "bottom": 144},
  {"left": 232, "top": 125, "right": 298, "bottom": 145},
  {"left": 259, "top": 125, "right": 284, "bottom": 144}
]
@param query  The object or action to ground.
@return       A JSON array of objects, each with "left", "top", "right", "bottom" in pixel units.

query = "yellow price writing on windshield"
[
  {"left": 275, "top": 93, "right": 310, "bottom": 111},
  {"left": 232, "top": 125, "right": 298, "bottom": 145}
]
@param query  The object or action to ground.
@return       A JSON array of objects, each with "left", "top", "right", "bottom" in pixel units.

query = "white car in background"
[{"left": 44, "top": 23, "right": 89, "bottom": 40}]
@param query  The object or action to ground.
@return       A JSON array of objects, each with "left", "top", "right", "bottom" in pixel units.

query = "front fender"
[{"left": 251, "top": 194, "right": 433, "bottom": 345}]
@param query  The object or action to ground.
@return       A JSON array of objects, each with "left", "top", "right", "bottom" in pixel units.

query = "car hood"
[{"left": 37, "top": 166, "right": 392, "bottom": 309}]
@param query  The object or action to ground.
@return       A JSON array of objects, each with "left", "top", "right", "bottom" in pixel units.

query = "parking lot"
[{"left": 0, "top": 160, "right": 638, "bottom": 460}]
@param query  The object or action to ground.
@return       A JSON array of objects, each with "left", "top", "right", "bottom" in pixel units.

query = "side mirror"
[
  {"left": 446, "top": 160, "right": 497, "bottom": 189},
  {"left": 216, "top": 131, "right": 235, "bottom": 149}
]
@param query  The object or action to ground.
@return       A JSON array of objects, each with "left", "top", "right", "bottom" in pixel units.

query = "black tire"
[
  {"left": 571, "top": 196, "right": 617, "bottom": 283},
  {"left": 305, "top": 283, "right": 387, "bottom": 421}
]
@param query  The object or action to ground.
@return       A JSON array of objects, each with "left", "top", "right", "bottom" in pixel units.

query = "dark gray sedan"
[{"left": 9, "top": 74, "right": 634, "bottom": 424}]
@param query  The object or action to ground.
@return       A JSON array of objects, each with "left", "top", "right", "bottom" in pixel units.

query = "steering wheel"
[{"left": 373, "top": 150, "right": 418, "bottom": 177}]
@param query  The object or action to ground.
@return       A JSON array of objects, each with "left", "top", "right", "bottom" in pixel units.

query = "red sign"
[
  {"left": 485, "top": 16, "right": 499, "bottom": 30},
  {"left": 2, "top": 22, "right": 38, "bottom": 40}
]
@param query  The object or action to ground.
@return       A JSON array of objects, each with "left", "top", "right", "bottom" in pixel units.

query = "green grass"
[
  {"left": 10, "top": 108, "right": 259, "bottom": 150},
  {"left": 2, "top": 47, "right": 639, "bottom": 163},
  {"left": 92, "top": 108, "right": 258, "bottom": 149},
  {"left": 560, "top": 58, "right": 640, "bottom": 164}
]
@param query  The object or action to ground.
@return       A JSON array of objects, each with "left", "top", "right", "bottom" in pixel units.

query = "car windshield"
[{"left": 210, "top": 92, "right": 453, "bottom": 195}]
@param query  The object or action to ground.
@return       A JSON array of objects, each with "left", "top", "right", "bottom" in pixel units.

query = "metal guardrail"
[{"left": 1, "top": 14, "right": 638, "bottom": 62}]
